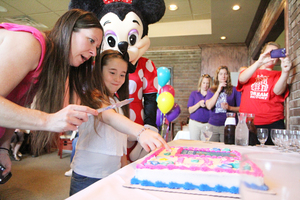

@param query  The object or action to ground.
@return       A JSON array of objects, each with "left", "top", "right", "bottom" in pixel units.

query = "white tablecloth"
[{"left": 66, "top": 140, "right": 300, "bottom": 200}]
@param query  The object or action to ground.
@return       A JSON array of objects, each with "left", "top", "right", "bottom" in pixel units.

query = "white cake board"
[{"left": 123, "top": 181, "right": 240, "bottom": 199}]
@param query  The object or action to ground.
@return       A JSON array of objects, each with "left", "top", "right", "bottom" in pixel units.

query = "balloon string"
[{"left": 161, "top": 115, "right": 166, "bottom": 137}]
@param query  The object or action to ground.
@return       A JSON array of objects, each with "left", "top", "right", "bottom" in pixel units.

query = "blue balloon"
[{"left": 157, "top": 67, "right": 171, "bottom": 87}]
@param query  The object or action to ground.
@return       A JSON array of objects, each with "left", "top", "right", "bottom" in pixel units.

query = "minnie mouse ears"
[{"left": 69, "top": 0, "right": 165, "bottom": 26}]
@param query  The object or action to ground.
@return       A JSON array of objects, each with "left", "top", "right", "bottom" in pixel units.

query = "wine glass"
[
  {"left": 271, "top": 129, "right": 280, "bottom": 149},
  {"left": 293, "top": 130, "right": 300, "bottom": 152},
  {"left": 281, "top": 130, "right": 292, "bottom": 153},
  {"left": 201, "top": 125, "right": 213, "bottom": 143},
  {"left": 257, "top": 128, "right": 268, "bottom": 147}
]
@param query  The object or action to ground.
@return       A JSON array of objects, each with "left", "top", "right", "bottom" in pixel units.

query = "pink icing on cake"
[{"left": 135, "top": 146, "right": 257, "bottom": 176}]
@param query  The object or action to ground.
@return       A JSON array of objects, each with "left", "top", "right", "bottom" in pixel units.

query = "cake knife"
[{"left": 96, "top": 98, "right": 134, "bottom": 113}]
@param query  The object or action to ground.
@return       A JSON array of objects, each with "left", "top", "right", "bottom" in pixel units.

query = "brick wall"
[
  {"left": 288, "top": 0, "right": 300, "bottom": 130},
  {"left": 144, "top": 44, "right": 248, "bottom": 133},
  {"left": 144, "top": 46, "right": 201, "bottom": 133}
]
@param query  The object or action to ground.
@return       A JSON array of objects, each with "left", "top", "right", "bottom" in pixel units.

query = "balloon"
[
  {"left": 159, "top": 85, "right": 175, "bottom": 97},
  {"left": 166, "top": 103, "right": 181, "bottom": 122},
  {"left": 156, "top": 108, "right": 163, "bottom": 127},
  {"left": 157, "top": 67, "right": 171, "bottom": 87},
  {"left": 157, "top": 92, "right": 174, "bottom": 114}
]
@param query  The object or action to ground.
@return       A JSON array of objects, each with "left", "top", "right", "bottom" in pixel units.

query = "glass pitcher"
[{"left": 235, "top": 113, "right": 249, "bottom": 146}]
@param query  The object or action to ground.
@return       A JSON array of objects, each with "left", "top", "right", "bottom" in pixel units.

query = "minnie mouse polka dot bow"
[{"left": 104, "top": 0, "right": 132, "bottom": 4}]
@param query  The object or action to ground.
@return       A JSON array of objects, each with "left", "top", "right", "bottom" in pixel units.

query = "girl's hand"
[
  {"left": 280, "top": 56, "right": 292, "bottom": 73},
  {"left": 138, "top": 129, "right": 171, "bottom": 152},
  {"left": 45, "top": 105, "right": 98, "bottom": 132}
]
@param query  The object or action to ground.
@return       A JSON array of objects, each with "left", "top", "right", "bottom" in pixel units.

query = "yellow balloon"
[{"left": 157, "top": 92, "right": 175, "bottom": 114}]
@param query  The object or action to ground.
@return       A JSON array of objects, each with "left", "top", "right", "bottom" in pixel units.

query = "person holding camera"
[{"left": 237, "top": 42, "right": 291, "bottom": 145}]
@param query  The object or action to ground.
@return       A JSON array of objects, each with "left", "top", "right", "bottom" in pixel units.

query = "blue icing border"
[
  {"left": 243, "top": 182, "right": 269, "bottom": 191},
  {"left": 131, "top": 177, "right": 239, "bottom": 194}
]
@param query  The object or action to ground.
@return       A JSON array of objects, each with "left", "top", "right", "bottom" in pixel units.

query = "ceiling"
[{"left": 0, "top": 0, "right": 261, "bottom": 47}]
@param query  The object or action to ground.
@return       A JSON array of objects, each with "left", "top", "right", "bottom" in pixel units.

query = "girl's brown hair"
[
  {"left": 210, "top": 66, "right": 233, "bottom": 95},
  {"left": 80, "top": 49, "right": 130, "bottom": 118}
]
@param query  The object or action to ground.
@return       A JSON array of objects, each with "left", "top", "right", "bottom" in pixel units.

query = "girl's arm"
[
  {"left": 273, "top": 57, "right": 291, "bottom": 95},
  {"left": 101, "top": 109, "right": 170, "bottom": 152}
]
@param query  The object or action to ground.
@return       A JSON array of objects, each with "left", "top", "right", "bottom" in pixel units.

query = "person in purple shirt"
[
  {"left": 187, "top": 74, "right": 211, "bottom": 140},
  {"left": 206, "top": 66, "right": 241, "bottom": 142}
]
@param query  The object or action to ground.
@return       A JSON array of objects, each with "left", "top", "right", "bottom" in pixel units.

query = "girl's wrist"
[{"left": 136, "top": 127, "right": 150, "bottom": 142}]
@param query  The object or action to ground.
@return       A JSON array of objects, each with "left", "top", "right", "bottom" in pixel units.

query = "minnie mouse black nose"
[{"left": 118, "top": 42, "right": 128, "bottom": 55}]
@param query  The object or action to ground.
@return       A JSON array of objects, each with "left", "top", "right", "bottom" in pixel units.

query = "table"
[{"left": 66, "top": 140, "right": 299, "bottom": 200}]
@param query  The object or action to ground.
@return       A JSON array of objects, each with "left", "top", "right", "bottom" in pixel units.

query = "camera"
[
  {"left": 270, "top": 48, "right": 286, "bottom": 58},
  {"left": 0, "top": 164, "right": 12, "bottom": 184}
]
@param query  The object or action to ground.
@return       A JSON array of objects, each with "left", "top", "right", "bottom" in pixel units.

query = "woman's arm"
[
  {"left": 206, "top": 82, "right": 226, "bottom": 110},
  {"left": 0, "top": 129, "right": 14, "bottom": 175},
  {"left": 273, "top": 57, "right": 291, "bottom": 95},
  {"left": 188, "top": 100, "right": 205, "bottom": 114},
  {"left": 0, "top": 30, "right": 98, "bottom": 132},
  {"left": 101, "top": 109, "right": 170, "bottom": 152},
  {"left": 239, "top": 51, "right": 271, "bottom": 84}
]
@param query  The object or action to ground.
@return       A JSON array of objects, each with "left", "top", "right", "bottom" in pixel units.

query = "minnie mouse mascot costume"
[{"left": 69, "top": 0, "right": 166, "bottom": 162}]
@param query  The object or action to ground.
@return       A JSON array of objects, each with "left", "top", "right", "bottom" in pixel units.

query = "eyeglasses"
[{"left": 202, "top": 74, "right": 211, "bottom": 78}]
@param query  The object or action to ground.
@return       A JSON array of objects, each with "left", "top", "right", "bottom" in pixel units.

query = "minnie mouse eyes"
[
  {"left": 128, "top": 34, "right": 137, "bottom": 46},
  {"left": 106, "top": 35, "right": 117, "bottom": 47},
  {"left": 128, "top": 29, "right": 139, "bottom": 46}
]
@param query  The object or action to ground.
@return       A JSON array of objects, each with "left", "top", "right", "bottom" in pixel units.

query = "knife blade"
[{"left": 96, "top": 98, "right": 134, "bottom": 113}]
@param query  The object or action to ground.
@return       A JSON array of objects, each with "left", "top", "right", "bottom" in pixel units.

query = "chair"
[{"left": 57, "top": 132, "right": 73, "bottom": 159}]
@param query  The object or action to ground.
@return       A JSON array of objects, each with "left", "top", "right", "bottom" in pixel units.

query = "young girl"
[{"left": 69, "top": 50, "right": 170, "bottom": 196}]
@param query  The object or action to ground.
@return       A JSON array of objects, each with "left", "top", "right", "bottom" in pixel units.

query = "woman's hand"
[
  {"left": 217, "top": 82, "right": 227, "bottom": 93},
  {"left": 0, "top": 151, "right": 11, "bottom": 176},
  {"left": 45, "top": 105, "right": 98, "bottom": 132},
  {"left": 199, "top": 100, "right": 205, "bottom": 107},
  {"left": 280, "top": 56, "right": 292, "bottom": 73},
  {"left": 221, "top": 102, "right": 229, "bottom": 110},
  {"left": 138, "top": 129, "right": 171, "bottom": 152}
]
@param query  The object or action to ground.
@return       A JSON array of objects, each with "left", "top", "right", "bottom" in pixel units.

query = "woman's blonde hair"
[
  {"left": 210, "top": 66, "right": 233, "bottom": 95},
  {"left": 197, "top": 74, "right": 211, "bottom": 91},
  {"left": 261, "top": 41, "right": 280, "bottom": 53}
]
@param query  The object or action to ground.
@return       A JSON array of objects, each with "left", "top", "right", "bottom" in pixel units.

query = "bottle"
[
  {"left": 224, "top": 112, "right": 236, "bottom": 144},
  {"left": 246, "top": 113, "right": 258, "bottom": 146},
  {"left": 235, "top": 113, "right": 249, "bottom": 146}
]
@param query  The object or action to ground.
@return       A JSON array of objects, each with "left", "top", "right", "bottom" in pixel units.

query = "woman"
[
  {"left": 237, "top": 42, "right": 291, "bottom": 145},
  {"left": 187, "top": 74, "right": 211, "bottom": 140},
  {"left": 205, "top": 66, "right": 241, "bottom": 142},
  {"left": 69, "top": 50, "right": 169, "bottom": 195},
  {"left": 0, "top": 9, "right": 103, "bottom": 176}
]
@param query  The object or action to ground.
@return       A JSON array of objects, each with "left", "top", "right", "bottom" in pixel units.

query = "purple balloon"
[
  {"left": 166, "top": 103, "right": 181, "bottom": 122},
  {"left": 156, "top": 108, "right": 164, "bottom": 127}
]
